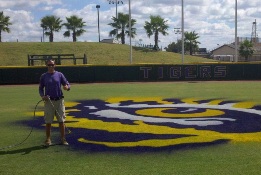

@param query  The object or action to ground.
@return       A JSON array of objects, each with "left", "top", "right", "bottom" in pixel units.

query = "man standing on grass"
[{"left": 39, "top": 59, "right": 70, "bottom": 146}]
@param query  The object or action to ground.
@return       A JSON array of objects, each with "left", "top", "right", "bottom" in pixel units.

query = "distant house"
[
  {"left": 211, "top": 37, "right": 261, "bottom": 62},
  {"left": 100, "top": 38, "right": 121, "bottom": 44},
  {"left": 211, "top": 44, "right": 236, "bottom": 62}
]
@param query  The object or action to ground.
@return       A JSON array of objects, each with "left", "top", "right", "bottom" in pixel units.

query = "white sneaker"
[
  {"left": 45, "top": 139, "right": 52, "bottom": 146},
  {"left": 61, "top": 138, "right": 69, "bottom": 146}
]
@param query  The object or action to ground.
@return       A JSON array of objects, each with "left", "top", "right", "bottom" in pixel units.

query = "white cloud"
[
  {"left": 0, "top": 0, "right": 260, "bottom": 51},
  {"left": 0, "top": 0, "right": 62, "bottom": 9},
  {"left": 41, "top": 6, "right": 54, "bottom": 11}
]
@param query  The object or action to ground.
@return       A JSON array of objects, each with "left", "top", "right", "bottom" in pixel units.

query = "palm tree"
[
  {"left": 0, "top": 11, "right": 12, "bottom": 42},
  {"left": 108, "top": 12, "right": 137, "bottom": 44},
  {"left": 144, "top": 15, "right": 169, "bottom": 50},
  {"left": 40, "top": 15, "right": 63, "bottom": 42},
  {"left": 184, "top": 31, "right": 200, "bottom": 55},
  {"left": 63, "top": 15, "right": 86, "bottom": 42},
  {"left": 239, "top": 40, "right": 254, "bottom": 61}
]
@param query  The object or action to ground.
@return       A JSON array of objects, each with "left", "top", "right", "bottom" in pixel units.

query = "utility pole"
[
  {"left": 129, "top": 0, "right": 132, "bottom": 64},
  {"left": 174, "top": 27, "right": 181, "bottom": 54},
  {"left": 108, "top": 0, "right": 123, "bottom": 38},
  {"left": 251, "top": 19, "right": 257, "bottom": 43},
  {"left": 235, "top": 0, "right": 238, "bottom": 62},
  {"left": 181, "top": 0, "right": 184, "bottom": 64},
  {"left": 96, "top": 5, "right": 101, "bottom": 42}
]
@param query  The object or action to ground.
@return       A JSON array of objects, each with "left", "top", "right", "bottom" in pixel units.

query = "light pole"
[
  {"left": 235, "top": 0, "right": 238, "bottom": 62},
  {"left": 174, "top": 28, "right": 181, "bottom": 42},
  {"left": 128, "top": 0, "right": 132, "bottom": 64},
  {"left": 42, "top": 26, "right": 45, "bottom": 42},
  {"left": 174, "top": 28, "right": 181, "bottom": 53},
  {"left": 0, "top": 22, "right": 3, "bottom": 42},
  {"left": 181, "top": 0, "right": 184, "bottom": 64},
  {"left": 139, "top": 39, "right": 143, "bottom": 47},
  {"left": 108, "top": 0, "right": 123, "bottom": 19},
  {"left": 108, "top": 0, "right": 123, "bottom": 39},
  {"left": 96, "top": 5, "right": 101, "bottom": 42}
]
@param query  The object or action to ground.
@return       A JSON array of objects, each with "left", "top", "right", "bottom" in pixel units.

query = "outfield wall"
[{"left": 0, "top": 63, "right": 261, "bottom": 84}]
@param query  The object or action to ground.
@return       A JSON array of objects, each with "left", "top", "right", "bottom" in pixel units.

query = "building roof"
[
  {"left": 211, "top": 44, "right": 236, "bottom": 52},
  {"left": 100, "top": 38, "right": 121, "bottom": 44},
  {"left": 100, "top": 39, "right": 114, "bottom": 43}
]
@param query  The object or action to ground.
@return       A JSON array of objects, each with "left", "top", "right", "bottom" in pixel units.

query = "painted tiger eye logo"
[{"left": 35, "top": 98, "right": 261, "bottom": 151}]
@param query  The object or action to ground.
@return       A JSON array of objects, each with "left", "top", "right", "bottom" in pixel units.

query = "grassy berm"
[{"left": 0, "top": 42, "right": 216, "bottom": 66}]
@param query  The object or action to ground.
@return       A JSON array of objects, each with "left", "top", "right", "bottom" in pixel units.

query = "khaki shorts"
[{"left": 44, "top": 99, "right": 66, "bottom": 124}]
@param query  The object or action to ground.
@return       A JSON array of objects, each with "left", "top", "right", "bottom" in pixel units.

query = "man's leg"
[
  {"left": 46, "top": 123, "right": 51, "bottom": 139},
  {"left": 59, "top": 122, "right": 65, "bottom": 139},
  {"left": 45, "top": 123, "right": 52, "bottom": 145},
  {"left": 59, "top": 122, "right": 69, "bottom": 145},
  {"left": 44, "top": 100, "right": 54, "bottom": 146},
  {"left": 55, "top": 99, "right": 68, "bottom": 145}
]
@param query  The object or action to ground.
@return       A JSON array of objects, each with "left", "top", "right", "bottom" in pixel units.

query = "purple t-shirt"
[{"left": 39, "top": 71, "right": 70, "bottom": 98}]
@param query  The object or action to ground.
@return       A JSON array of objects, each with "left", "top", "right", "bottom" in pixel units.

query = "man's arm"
[
  {"left": 39, "top": 74, "right": 45, "bottom": 97},
  {"left": 39, "top": 74, "right": 49, "bottom": 100},
  {"left": 60, "top": 73, "right": 70, "bottom": 91},
  {"left": 63, "top": 84, "right": 70, "bottom": 91}
]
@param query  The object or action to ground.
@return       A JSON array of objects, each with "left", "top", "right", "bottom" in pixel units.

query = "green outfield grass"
[{"left": 1, "top": 82, "right": 261, "bottom": 175}]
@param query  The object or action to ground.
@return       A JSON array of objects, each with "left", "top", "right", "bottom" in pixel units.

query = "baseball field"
[{"left": 1, "top": 81, "right": 261, "bottom": 175}]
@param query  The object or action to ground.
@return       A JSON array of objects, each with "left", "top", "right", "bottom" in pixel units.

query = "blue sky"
[{"left": 0, "top": 0, "right": 260, "bottom": 51}]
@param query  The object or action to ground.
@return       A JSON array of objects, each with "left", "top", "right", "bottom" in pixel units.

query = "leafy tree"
[
  {"left": 165, "top": 40, "right": 182, "bottom": 53},
  {"left": 239, "top": 40, "right": 254, "bottom": 61},
  {"left": 184, "top": 31, "right": 200, "bottom": 55},
  {"left": 0, "top": 11, "right": 12, "bottom": 42},
  {"left": 63, "top": 15, "right": 86, "bottom": 42},
  {"left": 144, "top": 15, "right": 169, "bottom": 50},
  {"left": 108, "top": 12, "right": 137, "bottom": 44},
  {"left": 40, "top": 15, "right": 63, "bottom": 42}
]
